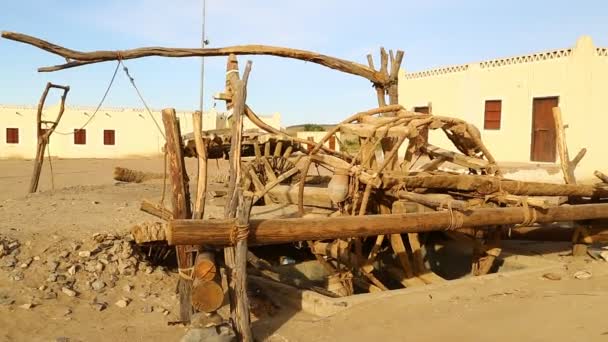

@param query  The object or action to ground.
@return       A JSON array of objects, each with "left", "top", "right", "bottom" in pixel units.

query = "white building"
[
  {"left": 398, "top": 36, "right": 608, "bottom": 181},
  {"left": 0, "top": 104, "right": 281, "bottom": 159}
]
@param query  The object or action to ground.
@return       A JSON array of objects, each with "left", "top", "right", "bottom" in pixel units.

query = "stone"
[
  {"left": 190, "top": 312, "right": 224, "bottom": 328},
  {"left": 94, "top": 262, "right": 104, "bottom": 272},
  {"left": 42, "top": 291, "right": 58, "bottom": 300},
  {"left": 61, "top": 287, "right": 77, "bottom": 297},
  {"left": 78, "top": 251, "right": 91, "bottom": 258},
  {"left": 10, "top": 272, "right": 24, "bottom": 281},
  {"left": 2, "top": 256, "right": 16, "bottom": 268},
  {"left": 63, "top": 308, "right": 72, "bottom": 316},
  {"left": 0, "top": 295, "right": 14, "bottom": 305},
  {"left": 70, "top": 243, "right": 80, "bottom": 251},
  {"left": 542, "top": 272, "right": 562, "bottom": 281},
  {"left": 180, "top": 327, "right": 235, "bottom": 342},
  {"left": 47, "top": 273, "right": 59, "bottom": 282},
  {"left": 574, "top": 270, "right": 592, "bottom": 280},
  {"left": 67, "top": 265, "right": 78, "bottom": 276},
  {"left": 19, "top": 258, "right": 33, "bottom": 268},
  {"left": 115, "top": 298, "right": 130, "bottom": 308},
  {"left": 142, "top": 304, "right": 153, "bottom": 313},
  {"left": 123, "top": 284, "right": 133, "bottom": 292},
  {"left": 93, "top": 302, "right": 107, "bottom": 311},
  {"left": 38, "top": 285, "right": 47, "bottom": 291},
  {"left": 48, "top": 261, "right": 59, "bottom": 271},
  {"left": 91, "top": 280, "right": 105, "bottom": 291},
  {"left": 145, "top": 266, "right": 154, "bottom": 274},
  {"left": 19, "top": 303, "right": 33, "bottom": 310},
  {"left": 58, "top": 251, "right": 70, "bottom": 258},
  {"left": 33, "top": 256, "right": 41, "bottom": 261}
]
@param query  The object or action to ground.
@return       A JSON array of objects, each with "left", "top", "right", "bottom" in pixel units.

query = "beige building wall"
[
  {"left": 398, "top": 36, "right": 608, "bottom": 180},
  {"left": 0, "top": 106, "right": 272, "bottom": 159}
]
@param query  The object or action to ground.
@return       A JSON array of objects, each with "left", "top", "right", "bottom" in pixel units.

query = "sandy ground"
[{"left": 1, "top": 157, "right": 607, "bottom": 342}]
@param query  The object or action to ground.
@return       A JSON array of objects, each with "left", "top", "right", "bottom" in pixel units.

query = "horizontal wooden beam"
[
  {"left": 166, "top": 203, "right": 608, "bottom": 246},
  {"left": 1, "top": 31, "right": 390, "bottom": 84}
]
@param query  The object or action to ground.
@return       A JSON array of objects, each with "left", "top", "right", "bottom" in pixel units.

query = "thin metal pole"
[{"left": 199, "top": 0, "right": 207, "bottom": 115}]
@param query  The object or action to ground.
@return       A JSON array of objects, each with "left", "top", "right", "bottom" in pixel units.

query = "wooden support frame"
[{"left": 29, "top": 82, "right": 70, "bottom": 193}]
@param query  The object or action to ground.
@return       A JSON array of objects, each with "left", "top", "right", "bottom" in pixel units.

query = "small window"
[
  {"left": 74, "top": 129, "right": 86, "bottom": 145},
  {"left": 103, "top": 130, "right": 115, "bottom": 145},
  {"left": 414, "top": 106, "right": 430, "bottom": 114},
  {"left": 6, "top": 128, "right": 19, "bottom": 144},
  {"left": 484, "top": 100, "right": 502, "bottom": 130}
]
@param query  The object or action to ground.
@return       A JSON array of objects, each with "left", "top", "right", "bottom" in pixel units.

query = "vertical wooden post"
[
  {"left": 161, "top": 108, "right": 195, "bottom": 322},
  {"left": 222, "top": 57, "right": 254, "bottom": 341},
  {"left": 192, "top": 111, "right": 208, "bottom": 219},
  {"left": 29, "top": 82, "right": 70, "bottom": 193}
]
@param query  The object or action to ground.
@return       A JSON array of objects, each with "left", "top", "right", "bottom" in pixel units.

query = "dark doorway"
[{"left": 530, "top": 97, "right": 558, "bottom": 162}]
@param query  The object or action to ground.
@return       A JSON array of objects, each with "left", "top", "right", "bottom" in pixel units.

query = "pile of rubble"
[{"left": 0, "top": 232, "right": 175, "bottom": 313}]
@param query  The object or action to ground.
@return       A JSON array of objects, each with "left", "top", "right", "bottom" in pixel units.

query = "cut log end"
[{"left": 191, "top": 279, "right": 225, "bottom": 313}]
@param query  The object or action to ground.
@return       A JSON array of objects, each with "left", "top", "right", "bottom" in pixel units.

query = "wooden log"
[
  {"left": 192, "top": 111, "right": 208, "bottom": 219},
  {"left": 421, "top": 144, "right": 489, "bottom": 170},
  {"left": 167, "top": 203, "right": 608, "bottom": 246},
  {"left": 161, "top": 108, "right": 195, "bottom": 322},
  {"left": 193, "top": 251, "right": 217, "bottom": 282},
  {"left": 266, "top": 184, "right": 333, "bottom": 208},
  {"left": 390, "top": 191, "right": 470, "bottom": 211},
  {"left": 191, "top": 278, "right": 224, "bottom": 313},
  {"left": 382, "top": 174, "right": 608, "bottom": 197},
  {"left": 113, "top": 167, "right": 164, "bottom": 183},
  {"left": 594, "top": 170, "right": 608, "bottom": 184},
  {"left": 140, "top": 199, "right": 173, "bottom": 221},
  {"left": 2, "top": 31, "right": 395, "bottom": 85},
  {"left": 553, "top": 107, "right": 577, "bottom": 184},
  {"left": 29, "top": 82, "right": 70, "bottom": 193}
]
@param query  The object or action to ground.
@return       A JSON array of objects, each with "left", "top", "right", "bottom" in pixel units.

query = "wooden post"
[
  {"left": 161, "top": 108, "right": 196, "bottom": 322},
  {"left": 29, "top": 82, "right": 70, "bottom": 193},
  {"left": 192, "top": 111, "right": 208, "bottom": 220},
  {"left": 222, "top": 57, "right": 254, "bottom": 341}
]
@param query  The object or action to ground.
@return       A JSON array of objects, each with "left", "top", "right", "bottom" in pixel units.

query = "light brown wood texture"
[
  {"left": 140, "top": 199, "right": 173, "bottom": 221},
  {"left": 166, "top": 203, "right": 608, "bottom": 246},
  {"left": 191, "top": 279, "right": 224, "bottom": 313},
  {"left": 1, "top": 31, "right": 393, "bottom": 86},
  {"left": 29, "top": 82, "right": 70, "bottom": 193},
  {"left": 192, "top": 111, "right": 208, "bottom": 219},
  {"left": 161, "top": 108, "right": 195, "bottom": 322}
]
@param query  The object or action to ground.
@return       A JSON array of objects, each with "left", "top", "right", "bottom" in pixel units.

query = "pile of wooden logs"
[{"left": 6, "top": 30, "right": 608, "bottom": 341}]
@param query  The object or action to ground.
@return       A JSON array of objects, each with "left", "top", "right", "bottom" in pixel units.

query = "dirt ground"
[{"left": 1, "top": 157, "right": 607, "bottom": 342}]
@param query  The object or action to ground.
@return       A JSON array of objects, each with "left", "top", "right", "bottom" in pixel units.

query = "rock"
[
  {"left": 574, "top": 270, "right": 592, "bottom": 280},
  {"left": 48, "top": 261, "right": 59, "bottom": 271},
  {"left": 38, "top": 285, "right": 47, "bottom": 291},
  {"left": 78, "top": 251, "right": 91, "bottom": 258},
  {"left": 92, "top": 302, "right": 107, "bottom": 312},
  {"left": 91, "top": 280, "right": 105, "bottom": 291},
  {"left": 63, "top": 308, "right": 72, "bottom": 316},
  {"left": 0, "top": 295, "right": 14, "bottom": 305},
  {"left": 115, "top": 298, "right": 130, "bottom": 308},
  {"left": 600, "top": 251, "right": 608, "bottom": 262},
  {"left": 190, "top": 312, "right": 224, "bottom": 328},
  {"left": 542, "top": 272, "right": 562, "bottom": 281},
  {"left": 180, "top": 326, "right": 235, "bottom": 342},
  {"left": 145, "top": 266, "right": 154, "bottom": 274},
  {"left": 19, "top": 303, "right": 33, "bottom": 310},
  {"left": 33, "top": 256, "right": 41, "bottom": 261},
  {"left": 42, "top": 291, "right": 57, "bottom": 300},
  {"left": 19, "top": 258, "right": 33, "bottom": 268},
  {"left": 10, "top": 272, "right": 24, "bottom": 281},
  {"left": 58, "top": 251, "right": 70, "bottom": 258},
  {"left": 95, "top": 262, "right": 104, "bottom": 272},
  {"left": 2, "top": 256, "right": 16, "bottom": 268},
  {"left": 123, "top": 284, "right": 133, "bottom": 292},
  {"left": 61, "top": 287, "right": 77, "bottom": 297},
  {"left": 47, "top": 273, "right": 59, "bottom": 283},
  {"left": 142, "top": 304, "right": 153, "bottom": 313},
  {"left": 67, "top": 265, "right": 78, "bottom": 276}
]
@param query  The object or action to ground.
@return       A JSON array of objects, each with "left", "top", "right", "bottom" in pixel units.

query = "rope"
[
  {"left": 120, "top": 61, "right": 166, "bottom": 139},
  {"left": 516, "top": 197, "right": 537, "bottom": 227},
  {"left": 230, "top": 223, "right": 250, "bottom": 245},
  {"left": 54, "top": 61, "right": 121, "bottom": 135},
  {"left": 178, "top": 267, "right": 194, "bottom": 280},
  {"left": 439, "top": 199, "right": 464, "bottom": 230}
]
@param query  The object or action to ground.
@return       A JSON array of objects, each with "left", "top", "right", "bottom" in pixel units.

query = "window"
[
  {"left": 103, "top": 130, "right": 115, "bottom": 145},
  {"left": 74, "top": 129, "right": 86, "bottom": 145},
  {"left": 414, "top": 106, "right": 430, "bottom": 114},
  {"left": 6, "top": 128, "right": 19, "bottom": 144},
  {"left": 484, "top": 100, "right": 502, "bottom": 130}
]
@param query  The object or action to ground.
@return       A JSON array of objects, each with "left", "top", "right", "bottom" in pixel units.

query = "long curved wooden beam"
[{"left": 1, "top": 31, "right": 390, "bottom": 84}]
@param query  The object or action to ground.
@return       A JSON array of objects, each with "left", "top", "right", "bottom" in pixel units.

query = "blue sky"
[{"left": 1, "top": 0, "right": 607, "bottom": 126}]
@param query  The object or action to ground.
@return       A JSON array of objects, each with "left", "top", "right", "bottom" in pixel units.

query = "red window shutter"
[
  {"left": 74, "top": 129, "right": 86, "bottom": 145},
  {"left": 484, "top": 100, "right": 502, "bottom": 130},
  {"left": 6, "top": 128, "right": 19, "bottom": 144},
  {"left": 103, "top": 130, "right": 115, "bottom": 145}
]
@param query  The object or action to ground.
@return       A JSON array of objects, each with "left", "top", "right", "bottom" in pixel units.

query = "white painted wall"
[{"left": 399, "top": 36, "right": 608, "bottom": 180}]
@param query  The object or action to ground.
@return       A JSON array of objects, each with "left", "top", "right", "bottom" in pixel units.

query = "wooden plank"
[
  {"left": 192, "top": 111, "right": 208, "bottom": 219},
  {"left": 340, "top": 123, "right": 412, "bottom": 138}
]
